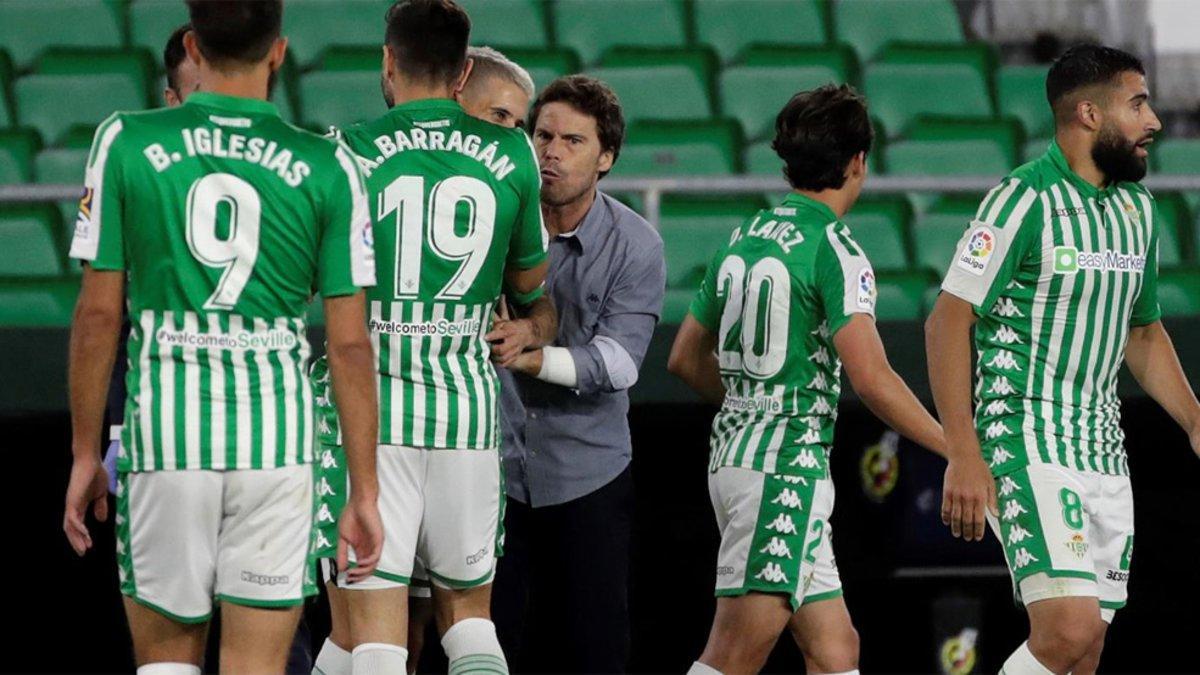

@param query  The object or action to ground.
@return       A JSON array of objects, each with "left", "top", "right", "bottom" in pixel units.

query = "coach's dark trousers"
[{"left": 493, "top": 466, "right": 634, "bottom": 673}]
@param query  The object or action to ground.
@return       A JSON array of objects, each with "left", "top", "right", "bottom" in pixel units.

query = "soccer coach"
[{"left": 491, "top": 75, "right": 665, "bottom": 672}]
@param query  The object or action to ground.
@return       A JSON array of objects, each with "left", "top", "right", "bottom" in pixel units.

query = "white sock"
[
  {"left": 441, "top": 618, "right": 508, "bottom": 674},
  {"left": 136, "top": 664, "right": 201, "bottom": 675},
  {"left": 688, "top": 662, "right": 723, "bottom": 675},
  {"left": 314, "top": 638, "right": 352, "bottom": 675},
  {"left": 351, "top": 643, "right": 408, "bottom": 675},
  {"left": 1001, "top": 641, "right": 1055, "bottom": 675}
]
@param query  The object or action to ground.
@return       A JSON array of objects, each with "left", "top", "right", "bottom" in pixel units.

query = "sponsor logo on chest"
[{"left": 1052, "top": 246, "right": 1146, "bottom": 274}]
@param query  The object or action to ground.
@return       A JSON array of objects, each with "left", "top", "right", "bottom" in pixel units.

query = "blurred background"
[{"left": 4, "top": 1, "right": 1200, "bottom": 673}]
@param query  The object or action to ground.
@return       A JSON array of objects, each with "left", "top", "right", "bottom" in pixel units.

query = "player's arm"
[
  {"left": 667, "top": 314, "right": 724, "bottom": 404},
  {"left": 487, "top": 261, "right": 555, "bottom": 367},
  {"left": 64, "top": 267, "right": 124, "bottom": 555},
  {"left": 835, "top": 314, "right": 945, "bottom": 457}
]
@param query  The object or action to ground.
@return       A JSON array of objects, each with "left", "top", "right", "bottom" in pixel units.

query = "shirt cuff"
[{"left": 535, "top": 346, "right": 577, "bottom": 388}]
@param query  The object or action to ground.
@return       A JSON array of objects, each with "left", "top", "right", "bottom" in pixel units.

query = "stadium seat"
[
  {"left": 15, "top": 49, "right": 155, "bottom": 144},
  {"left": 129, "top": 0, "right": 191, "bottom": 55},
  {"left": 588, "top": 48, "right": 716, "bottom": 124},
  {"left": 845, "top": 196, "right": 913, "bottom": 271},
  {"left": 299, "top": 48, "right": 390, "bottom": 131},
  {"left": 864, "top": 44, "right": 995, "bottom": 137},
  {"left": 0, "top": 204, "right": 64, "bottom": 278},
  {"left": 719, "top": 46, "right": 857, "bottom": 141},
  {"left": 913, "top": 196, "right": 979, "bottom": 274},
  {"left": 659, "top": 196, "right": 763, "bottom": 288},
  {"left": 834, "top": 0, "right": 964, "bottom": 62},
  {"left": 743, "top": 140, "right": 783, "bottom": 178},
  {"left": 694, "top": 0, "right": 829, "bottom": 64},
  {"left": 615, "top": 121, "right": 741, "bottom": 178},
  {"left": 1154, "top": 192, "right": 1191, "bottom": 266},
  {"left": 0, "top": 0, "right": 124, "bottom": 69},
  {"left": 0, "top": 279, "right": 79, "bottom": 327},
  {"left": 271, "top": 58, "right": 301, "bottom": 125},
  {"left": 282, "top": 0, "right": 392, "bottom": 68},
  {"left": 33, "top": 126, "right": 91, "bottom": 244},
  {"left": 0, "top": 128, "right": 40, "bottom": 184},
  {"left": 997, "top": 64, "right": 1052, "bottom": 138},
  {"left": 660, "top": 288, "right": 695, "bottom": 325},
  {"left": 1024, "top": 137, "right": 1051, "bottom": 163},
  {"left": 458, "top": 0, "right": 549, "bottom": 50},
  {"left": 504, "top": 48, "right": 580, "bottom": 94},
  {"left": 553, "top": 0, "right": 688, "bottom": 66},
  {"left": 1154, "top": 138, "right": 1200, "bottom": 176},
  {"left": 1157, "top": 269, "right": 1200, "bottom": 318},
  {"left": 1, "top": 50, "right": 14, "bottom": 128},
  {"left": 875, "top": 272, "right": 930, "bottom": 321},
  {"left": 885, "top": 117, "right": 1021, "bottom": 178}
]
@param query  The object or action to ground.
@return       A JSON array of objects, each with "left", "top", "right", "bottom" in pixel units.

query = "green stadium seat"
[
  {"left": 661, "top": 288, "right": 695, "bottom": 324},
  {"left": 694, "top": 0, "right": 829, "bottom": 64},
  {"left": 1157, "top": 270, "right": 1200, "bottom": 317},
  {"left": 1154, "top": 139, "right": 1200, "bottom": 175},
  {"left": 1, "top": 50, "right": 14, "bottom": 128},
  {"left": 503, "top": 48, "right": 580, "bottom": 94},
  {"left": 271, "top": 58, "right": 301, "bottom": 125},
  {"left": 0, "top": 204, "right": 64, "bottom": 278},
  {"left": 588, "top": 48, "right": 715, "bottom": 124},
  {"left": 458, "top": 0, "right": 549, "bottom": 50},
  {"left": 834, "top": 0, "right": 964, "bottom": 62},
  {"left": 864, "top": 44, "right": 994, "bottom": 137},
  {"left": 659, "top": 196, "right": 762, "bottom": 287},
  {"left": 129, "top": 0, "right": 191, "bottom": 55},
  {"left": 1154, "top": 192, "right": 1191, "bottom": 266},
  {"left": 282, "top": 0, "right": 392, "bottom": 68},
  {"left": 15, "top": 49, "right": 155, "bottom": 144},
  {"left": 875, "top": 272, "right": 930, "bottom": 321},
  {"left": 0, "top": 128, "right": 41, "bottom": 184},
  {"left": 33, "top": 126, "right": 92, "bottom": 244},
  {"left": 1024, "top": 137, "right": 1051, "bottom": 163},
  {"left": 743, "top": 140, "right": 784, "bottom": 178},
  {"left": 0, "top": 279, "right": 80, "bottom": 327},
  {"left": 845, "top": 196, "right": 913, "bottom": 271},
  {"left": 923, "top": 284, "right": 943, "bottom": 315},
  {"left": 885, "top": 117, "right": 1021, "bottom": 178},
  {"left": 299, "top": 48, "right": 390, "bottom": 131},
  {"left": 554, "top": 0, "right": 687, "bottom": 66},
  {"left": 913, "top": 196, "right": 978, "bottom": 274},
  {"left": 614, "top": 121, "right": 741, "bottom": 178},
  {"left": 997, "top": 64, "right": 1052, "bottom": 138},
  {"left": 0, "top": 0, "right": 124, "bottom": 69},
  {"left": 719, "top": 46, "right": 856, "bottom": 141}
]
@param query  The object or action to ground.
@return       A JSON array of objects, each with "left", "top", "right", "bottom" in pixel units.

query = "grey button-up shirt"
[{"left": 499, "top": 190, "right": 666, "bottom": 507}]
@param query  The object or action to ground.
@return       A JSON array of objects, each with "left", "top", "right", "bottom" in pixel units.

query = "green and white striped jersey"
[
  {"left": 941, "top": 141, "right": 1161, "bottom": 477},
  {"left": 337, "top": 99, "right": 547, "bottom": 450},
  {"left": 70, "top": 92, "right": 375, "bottom": 472},
  {"left": 690, "top": 193, "right": 877, "bottom": 477}
]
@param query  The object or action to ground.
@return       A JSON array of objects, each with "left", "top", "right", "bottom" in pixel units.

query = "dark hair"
[
  {"left": 529, "top": 75, "right": 626, "bottom": 177},
  {"left": 772, "top": 84, "right": 873, "bottom": 191},
  {"left": 385, "top": 0, "right": 471, "bottom": 85},
  {"left": 1046, "top": 44, "right": 1145, "bottom": 122},
  {"left": 186, "top": 0, "right": 282, "bottom": 66},
  {"left": 163, "top": 23, "right": 191, "bottom": 93}
]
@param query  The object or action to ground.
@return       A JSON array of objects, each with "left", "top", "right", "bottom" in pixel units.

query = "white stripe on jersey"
[
  {"left": 253, "top": 318, "right": 278, "bottom": 466},
  {"left": 410, "top": 301, "right": 427, "bottom": 444},
  {"left": 230, "top": 314, "right": 254, "bottom": 469},
  {"left": 182, "top": 311, "right": 202, "bottom": 469},
  {"left": 297, "top": 316, "right": 314, "bottom": 465},
  {"left": 428, "top": 303, "right": 450, "bottom": 446},
  {"left": 982, "top": 180, "right": 1021, "bottom": 225},
  {"left": 1059, "top": 183, "right": 1098, "bottom": 469},
  {"left": 334, "top": 143, "right": 377, "bottom": 288},
  {"left": 1022, "top": 192, "right": 1056, "bottom": 466},
  {"left": 137, "top": 310, "right": 155, "bottom": 471},
  {"left": 276, "top": 317, "right": 300, "bottom": 465},
  {"left": 207, "top": 312, "right": 227, "bottom": 470},
  {"left": 446, "top": 303, "right": 472, "bottom": 448}
]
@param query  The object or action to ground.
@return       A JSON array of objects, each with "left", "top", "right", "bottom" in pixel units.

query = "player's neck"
[
  {"left": 1057, "top": 131, "right": 1110, "bottom": 189},
  {"left": 542, "top": 187, "right": 597, "bottom": 237},
  {"left": 387, "top": 82, "right": 457, "bottom": 107},
  {"left": 196, "top": 62, "right": 273, "bottom": 101},
  {"left": 794, "top": 189, "right": 850, "bottom": 219}
]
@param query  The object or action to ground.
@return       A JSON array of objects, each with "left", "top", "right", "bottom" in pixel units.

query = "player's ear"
[
  {"left": 267, "top": 37, "right": 288, "bottom": 73},
  {"left": 455, "top": 58, "right": 475, "bottom": 95},
  {"left": 182, "top": 29, "right": 203, "bottom": 68},
  {"left": 381, "top": 45, "right": 396, "bottom": 86},
  {"left": 1076, "top": 97, "right": 1103, "bottom": 132}
]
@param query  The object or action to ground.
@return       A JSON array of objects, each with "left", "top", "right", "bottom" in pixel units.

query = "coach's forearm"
[
  {"left": 68, "top": 305, "right": 122, "bottom": 461},
  {"left": 328, "top": 340, "right": 379, "bottom": 500},
  {"left": 925, "top": 299, "right": 982, "bottom": 460},
  {"left": 1126, "top": 321, "right": 1200, "bottom": 432},
  {"left": 516, "top": 294, "right": 557, "bottom": 348}
]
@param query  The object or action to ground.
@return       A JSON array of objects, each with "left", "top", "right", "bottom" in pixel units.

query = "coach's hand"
[
  {"left": 941, "top": 454, "right": 996, "bottom": 542},
  {"left": 337, "top": 494, "right": 383, "bottom": 583},
  {"left": 63, "top": 456, "right": 109, "bottom": 556}
]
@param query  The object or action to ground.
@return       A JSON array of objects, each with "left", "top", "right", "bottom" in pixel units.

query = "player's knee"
[
  {"left": 1032, "top": 616, "right": 1104, "bottom": 665},
  {"left": 800, "top": 623, "right": 859, "bottom": 672}
]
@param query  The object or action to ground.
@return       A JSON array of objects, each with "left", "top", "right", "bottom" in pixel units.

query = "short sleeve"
[
  {"left": 940, "top": 178, "right": 1043, "bottom": 313},
  {"left": 507, "top": 134, "right": 549, "bottom": 270},
  {"left": 1130, "top": 196, "right": 1161, "bottom": 326},
  {"left": 69, "top": 114, "right": 127, "bottom": 270},
  {"left": 688, "top": 236, "right": 731, "bottom": 331},
  {"left": 815, "top": 224, "right": 876, "bottom": 337},
  {"left": 318, "top": 141, "right": 376, "bottom": 297}
]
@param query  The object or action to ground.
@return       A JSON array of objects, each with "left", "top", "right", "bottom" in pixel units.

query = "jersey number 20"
[{"left": 716, "top": 254, "right": 790, "bottom": 379}]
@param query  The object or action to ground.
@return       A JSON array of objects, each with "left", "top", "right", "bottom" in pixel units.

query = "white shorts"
[
  {"left": 709, "top": 467, "right": 841, "bottom": 611},
  {"left": 341, "top": 445, "right": 501, "bottom": 592},
  {"left": 986, "top": 462, "right": 1134, "bottom": 622},
  {"left": 116, "top": 465, "right": 314, "bottom": 622}
]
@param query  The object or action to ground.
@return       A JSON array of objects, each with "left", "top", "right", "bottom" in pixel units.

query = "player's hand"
[
  {"left": 941, "top": 454, "right": 996, "bottom": 542},
  {"left": 337, "top": 494, "right": 383, "bottom": 583},
  {"left": 63, "top": 456, "right": 110, "bottom": 556},
  {"left": 486, "top": 318, "right": 537, "bottom": 367}
]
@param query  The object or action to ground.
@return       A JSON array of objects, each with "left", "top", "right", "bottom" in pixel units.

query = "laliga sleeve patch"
[
  {"left": 856, "top": 265, "right": 877, "bottom": 311},
  {"left": 956, "top": 223, "right": 996, "bottom": 277}
]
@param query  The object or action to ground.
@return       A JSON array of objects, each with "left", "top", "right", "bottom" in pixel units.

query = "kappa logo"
[
  {"left": 317, "top": 477, "right": 336, "bottom": 498},
  {"left": 809, "top": 347, "right": 831, "bottom": 366},
  {"left": 807, "top": 397, "right": 832, "bottom": 415},
  {"left": 790, "top": 448, "right": 820, "bottom": 470},
  {"left": 797, "top": 428, "right": 822, "bottom": 445},
  {"left": 992, "top": 325, "right": 1023, "bottom": 345},
  {"left": 956, "top": 225, "right": 995, "bottom": 276},
  {"left": 987, "top": 350, "right": 1023, "bottom": 372},
  {"left": 1013, "top": 548, "right": 1040, "bottom": 569},
  {"left": 1002, "top": 499, "right": 1028, "bottom": 521},
  {"left": 811, "top": 322, "right": 831, "bottom": 339},
  {"left": 754, "top": 562, "right": 789, "bottom": 584},
  {"left": 319, "top": 418, "right": 333, "bottom": 435},
  {"left": 988, "top": 377, "right": 1017, "bottom": 396},
  {"left": 766, "top": 513, "right": 799, "bottom": 534},
  {"left": 1006, "top": 280, "right": 1026, "bottom": 290},
  {"left": 322, "top": 451, "right": 339, "bottom": 470},
  {"left": 771, "top": 488, "right": 804, "bottom": 510},
  {"left": 998, "top": 475, "right": 1021, "bottom": 497},
  {"left": 315, "top": 530, "right": 333, "bottom": 550},
  {"left": 317, "top": 503, "right": 335, "bottom": 524},
  {"left": 716, "top": 565, "right": 736, "bottom": 577},
  {"left": 990, "top": 446, "right": 1015, "bottom": 467},
  {"left": 776, "top": 474, "right": 810, "bottom": 486},
  {"left": 984, "top": 400, "right": 1014, "bottom": 416},
  {"left": 993, "top": 297, "right": 1025, "bottom": 318},
  {"left": 241, "top": 571, "right": 289, "bottom": 586},
  {"left": 807, "top": 372, "right": 829, "bottom": 391},
  {"left": 985, "top": 420, "right": 1013, "bottom": 440},
  {"left": 759, "top": 536, "right": 794, "bottom": 559},
  {"left": 1007, "top": 524, "right": 1033, "bottom": 545}
]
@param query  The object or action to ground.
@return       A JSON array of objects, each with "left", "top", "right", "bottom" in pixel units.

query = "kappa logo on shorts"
[
  {"left": 716, "top": 565, "right": 736, "bottom": 577},
  {"left": 765, "top": 513, "right": 799, "bottom": 535},
  {"left": 317, "top": 503, "right": 336, "bottom": 524},
  {"left": 754, "top": 562, "right": 789, "bottom": 584},
  {"left": 315, "top": 530, "right": 333, "bottom": 551},
  {"left": 990, "top": 446, "right": 1016, "bottom": 468},
  {"left": 998, "top": 476, "right": 1021, "bottom": 497},
  {"left": 759, "top": 536, "right": 794, "bottom": 559},
  {"left": 789, "top": 448, "right": 820, "bottom": 470},
  {"left": 466, "top": 545, "right": 490, "bottom": 566},
  {"left": 1002, "top": 499, "right": 1027, "bottom": 521},
  {"left": 1006, "top": 524, "right": 1032, "bottom": 545},
  {"left": 241, "top": 571, "right": 290, "bottom": 586},
  {"left": 770, "top": 488, "right": 804, "bottom": 510},
  {"left": 1012, "top": 547, "right": 1040, "bottom": 569}
]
